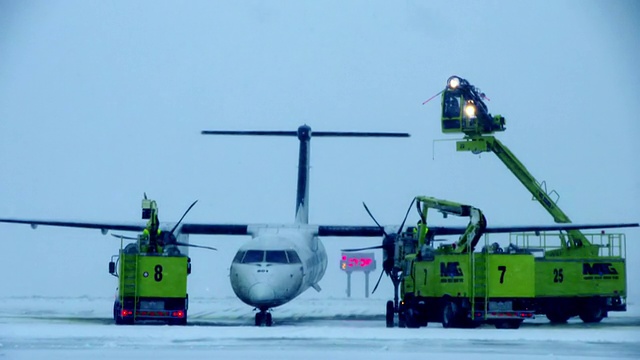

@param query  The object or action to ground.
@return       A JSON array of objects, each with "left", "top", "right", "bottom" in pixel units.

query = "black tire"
[
  {"left": 385, "top": 301, "right": 394, "bottom": 328},
  {"left": 579, "top": 298, "right": 605, "bottom": 323},
  {"left": 265, "top": 313, "right": 273, "bottom": 327},
  {"left": 404, "top": 307, "right": 420, "bottom": 328},
  {"left": 255, "top": 312, "right": 263, "bottom": 326},
  {"left": 398, "top": 303, "right": 406, "bottom": 328},
  {"left": 113, "top": 302, "right": 133, "bottom": 325},
  {"left": 546, "top": 308, "right": 570, "bottom": 324},
  {"left": 495, "top": 320, "right": 522, "bottom": 329},
  {"left": 442, "top": 301, "right": 458, "bottom": 328}
]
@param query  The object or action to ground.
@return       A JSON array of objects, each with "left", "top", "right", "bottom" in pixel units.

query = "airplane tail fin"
[{"left": 202, "top": 125, "right": 409, "bottom": 224}]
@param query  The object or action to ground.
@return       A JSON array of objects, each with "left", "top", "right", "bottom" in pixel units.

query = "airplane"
[
  {"left": 0, "top": 124, "right": 409, "bottom": 326},
  {"left": 3, "top": 124, "right": 635, "bottom": 326}
]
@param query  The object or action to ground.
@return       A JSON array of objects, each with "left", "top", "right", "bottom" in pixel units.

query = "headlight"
[
  {"left": 447, "top": 76, "right": 461, "bottom": 89},
  {"left": 464, "top": 103, "right": 476, "bottom": 118}
]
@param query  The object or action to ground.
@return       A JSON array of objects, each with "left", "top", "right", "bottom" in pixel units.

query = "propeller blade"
[
  {"left": 341, "top": 245, "right": 384, "bottom": 252},
  {"left": 371, "top": 269, "right": 385, "bottom": 294},
  {"left": 170, "top": 200, "right": 198, "bottom": 234},
  {"left": 175, "top": 241, "right": 217, "bottom": 251},
  {"left": 362, "top": 202, "right": 387, "bottom": 236},
  {"left": 111, "top": 233, "right": 138, "bottom": 240},
  {"left": 397, "top": 197, "right": 417, "bottom": 235}
]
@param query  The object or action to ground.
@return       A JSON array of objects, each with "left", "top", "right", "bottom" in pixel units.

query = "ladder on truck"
[
  {"left": 470, "top": 241, "right": 489, "bottom": 321},
  {"left": 119, "top": 252, "right": 139, "bottom": 320}
]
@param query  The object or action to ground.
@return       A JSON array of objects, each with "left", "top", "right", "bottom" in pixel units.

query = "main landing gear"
[{"left": 255, "top": 308, "right": 273, "bottom": 326}]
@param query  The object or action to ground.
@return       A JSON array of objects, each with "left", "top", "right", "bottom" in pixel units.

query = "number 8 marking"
[{"left": 154, "top": 265, "right": 163, "bottom": 282}]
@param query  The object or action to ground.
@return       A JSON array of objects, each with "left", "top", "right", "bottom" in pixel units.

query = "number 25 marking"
[{"left": 498, "top": 266, "right": 507, "bottom": 284}]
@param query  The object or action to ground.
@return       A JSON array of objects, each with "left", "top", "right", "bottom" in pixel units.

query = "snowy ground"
[{"left": 1, "top": 296, "right": 639, "bottom": 359}]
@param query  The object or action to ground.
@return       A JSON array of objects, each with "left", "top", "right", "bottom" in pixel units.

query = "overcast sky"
[{"left": 0, "top": 1, "right": 638, "bottom": 303}]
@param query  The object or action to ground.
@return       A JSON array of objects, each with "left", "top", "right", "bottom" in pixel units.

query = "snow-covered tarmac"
[{"left": 1, "top": 296, "right": 639, "bottom": 359}]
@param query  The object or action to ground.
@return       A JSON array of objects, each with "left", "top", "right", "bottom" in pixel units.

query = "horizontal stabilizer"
[{"left": 201, "top": 130, "right": 410, "bottom": 138}]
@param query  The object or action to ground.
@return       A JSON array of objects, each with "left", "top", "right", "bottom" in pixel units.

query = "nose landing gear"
[{"left": 255, "top": 308, "right": 273, "bottom": 326}]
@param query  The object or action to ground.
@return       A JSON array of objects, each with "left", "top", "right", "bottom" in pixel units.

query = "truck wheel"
[
  {"left": 495, "top": 320, "right": 522, "bottom": 329},
  {"left": 579, "top": 299, "right": 605, "bottom": 323},
  {"left": 404, "top": 308, "right": 420, "bottom": 328},
  {"left": 385, "top": 301, "right": 394, "bottom": 328},
  {"left": 442, "top": 301, "right": 458, "bottom": 328},
  {"left": 398, "top": 303, "right": 406, "bottom": 328},
  {"left": 113, "top": 302, "right": 133, "bottom": 325},
  {"left": 546, "top": 308, "right": 570, "bottom": 324}
]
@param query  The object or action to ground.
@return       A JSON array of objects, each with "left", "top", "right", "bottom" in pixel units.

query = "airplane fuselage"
[{"left": 229, "top": 225, "right": 327, "bottom": 310}]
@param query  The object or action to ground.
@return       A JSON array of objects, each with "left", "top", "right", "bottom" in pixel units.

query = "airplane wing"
[
  {"left": 317, "top": 226, "right": 384, "bottom": 237},
  {"left": 0, "top": 218, "right": 250, "bottom": 236},
  {"left": 180, "top": 224, "right": 249, "bottom": 235},
  {"left": 1, "top": 218, "right": 635, "bottom": 238},
  {"left": 427, "top": 222, "right": 639, "bottom": 236},
  {"left": 180, "top": 224, "right": 384, "bottom": 237},
  {"left": 319, "top": 222, "right": 639, "bottom": 237},
  {"left": 0, "top": 218, "right": 145, "bottom": 234}
]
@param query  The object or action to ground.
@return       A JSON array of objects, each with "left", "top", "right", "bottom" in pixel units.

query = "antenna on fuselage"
[{"left": 201, "top": 125, "right": 409, "bottom": 224}]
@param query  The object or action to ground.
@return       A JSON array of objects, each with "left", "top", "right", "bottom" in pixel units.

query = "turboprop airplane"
[
  {"left": 0, "top": 124, "right": 409, "bottom": 326},
  {"left": 2, "top": 125, "right": 636, "bottom": 326}
]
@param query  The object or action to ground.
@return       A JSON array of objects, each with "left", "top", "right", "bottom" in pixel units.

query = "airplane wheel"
[
  {"left": 255, "top": 312, "right": 264, "bottom": 326},
  {"left": 265, "top": 312, "right": 273, "bottom": 327},
  {"left": 385, "top": 301, "right": 394, "bottom": 328},
  {"left": 579, "top": 298, "right": 605, "bottom": 323}
]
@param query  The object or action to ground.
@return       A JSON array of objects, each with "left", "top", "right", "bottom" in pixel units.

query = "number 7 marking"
[{"left": 498, "top": 265, "right": 507, "bottom": 284}]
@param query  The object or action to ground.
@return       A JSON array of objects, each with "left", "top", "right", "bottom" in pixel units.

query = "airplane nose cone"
[{"left": 248, "top": 283, "right": 275, "bottom": 304}]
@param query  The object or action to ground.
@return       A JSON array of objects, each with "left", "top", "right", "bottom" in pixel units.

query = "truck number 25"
[
  {"left": 553, "top": 268, "right": 564, "bottom": 283},
  {"left": 497, "top": 266, "right": 507, "bottom": 284}
]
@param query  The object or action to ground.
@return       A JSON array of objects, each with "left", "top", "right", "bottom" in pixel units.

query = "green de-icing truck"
[
  {"left": 438, "top": 75, "right": 630, "bottom": 324},
  {"left": 398, "top": 197, "right": 536, "bottom": 329},
  {"left": 108, "top": 198, "right": 191, "bottom": 325}
]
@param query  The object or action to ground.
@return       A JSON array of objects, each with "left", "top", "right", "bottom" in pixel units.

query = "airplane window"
[
  {"left": 242, "top": 250, "right": 264, "bottom": 263},
  {"left": 265, "top": 250, "right": 288, "bottom": 264},
  {"left": 286, "top": 250, "right": 301, "bottom": 264},
  {"left": 233, "top": 251, "right": 245, "bottom": 263}
]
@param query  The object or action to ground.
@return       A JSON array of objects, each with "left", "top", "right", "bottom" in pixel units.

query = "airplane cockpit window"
[
  {"left": 242, "top": 250, "right": 265, "bottom": 263},
  {"left": 233, "top": 251, "right": 246, "bottom": 263},
  {"left": 286, "top": 250, "right": 302, "bottom": 264},
  {"left": 266, "top": 250, "right": 288, "bottom": 264}
]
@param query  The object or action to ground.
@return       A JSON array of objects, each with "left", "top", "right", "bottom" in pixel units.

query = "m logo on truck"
[
  {"left": 440, "top": 262, "right": 463, "bottom": 283},
  {"left": 583, "top": 262, "right": 619, "bottom": 280}
]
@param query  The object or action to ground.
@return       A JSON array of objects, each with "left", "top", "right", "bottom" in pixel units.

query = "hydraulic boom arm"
[
  {"left": 415, "top": 196, "right": 486, "bottom": 253},
  {"left": 439, "top": 75, "right": 596, "bottom": 257}
]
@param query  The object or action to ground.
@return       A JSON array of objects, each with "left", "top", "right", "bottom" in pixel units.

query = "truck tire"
[
  {"left": 495, "top": 320, "right": 522, "bottom": 329},
  {"left": 579, "top": 298, "right": 605, "bottom": 323},
  {"left": 398, "top": 303, "right": 406, "bottom": 328},
  {"left": 385, "top": 301, "right": 394, "bottom": 328},
  {"left": 442, "top": 301, "right": 458, "bottom": 328},
  {"left": 404, "top": 307, "right": 420, "bottom": 328},
  {"left": 546, "top": 308, "right": 570, "bottom": 323}
]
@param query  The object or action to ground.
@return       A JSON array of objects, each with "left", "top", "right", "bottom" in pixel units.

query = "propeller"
[
  {"left": 342, "top": 198, "right": 416, "bottom": 294},
  {"left": 169, "top": 200, "right": 198, "bottom": 235},
  {"left": 111, "top": 233, "right": 217, "bottom": 251},
  {"left": 111, "top": 199, "right": 217, "bottom": 251}
]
